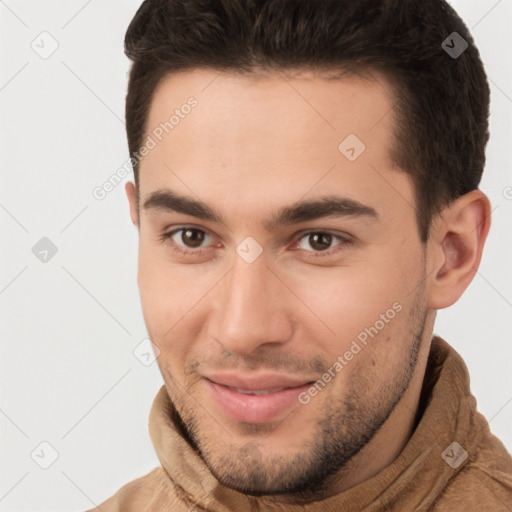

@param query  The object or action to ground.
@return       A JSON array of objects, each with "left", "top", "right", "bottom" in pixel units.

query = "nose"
[{"left": 213, "top": 252, "right": 294, "bottom": 356}]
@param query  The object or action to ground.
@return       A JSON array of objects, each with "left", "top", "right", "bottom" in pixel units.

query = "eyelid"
[
  {"left": 294, "top": 227, "right": 354, "bottom": 242},
  {"left": 292, "top": 230, "right": 353, "bottom": 256}
]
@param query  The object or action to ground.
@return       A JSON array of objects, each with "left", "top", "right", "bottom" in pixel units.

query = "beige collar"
[{"left": 148, "top": 336, "right": 479, "bottom": 511}]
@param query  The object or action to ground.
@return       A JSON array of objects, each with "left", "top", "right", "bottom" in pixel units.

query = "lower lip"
[{"left": 205, "top": 379, "right": 312, "bottom": 424}]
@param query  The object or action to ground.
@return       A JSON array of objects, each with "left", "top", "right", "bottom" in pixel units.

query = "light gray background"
[{"left": 1, "top": 1, "right": 511, "bottom": 510}]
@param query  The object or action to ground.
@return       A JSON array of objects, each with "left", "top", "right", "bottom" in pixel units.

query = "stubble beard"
[{"left": 164, "top": 296, "right": 427, "bottom": 499}]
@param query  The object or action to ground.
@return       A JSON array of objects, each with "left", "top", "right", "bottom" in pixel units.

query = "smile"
[{"left": 203, "top": 373, "right": 316, "bottom": 424}]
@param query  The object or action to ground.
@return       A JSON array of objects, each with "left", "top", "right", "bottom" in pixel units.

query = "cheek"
[
  {"left": 138, "top": 247, "right": 168, "bottom": 318},
  {"left": 290, "top": 254, "right": 418, "bottom": 361},
  {"left": 137, "top": 244, "right": 214, "bottom": 355},
  {"left": 137, "top": 244, "right": 187, "bottom": 345},
  {"left": 290, "top": 267, "right": 395, "bottom": 339}
]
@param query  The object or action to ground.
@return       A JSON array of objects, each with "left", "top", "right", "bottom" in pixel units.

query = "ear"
[
  {"left": 426, "top": 189, "right": 491, "bottom": 310},
  {"left": 125, "top": 181, "right": 139, "bottom": 228}
]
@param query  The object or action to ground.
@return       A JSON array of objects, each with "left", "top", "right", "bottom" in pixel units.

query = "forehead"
[
  {"left": 137, "top": 68, "right": 412, "bottom": 232},
  {"left": 145, "top": 67, "right": 396, "bottom": 152},
  {"left": 142, "top": 67, "right": 398, "bottom": 170}
]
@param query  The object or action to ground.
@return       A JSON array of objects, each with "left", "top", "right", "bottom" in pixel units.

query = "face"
[{"left": 127, "top": 68, "right": 431, "bottom": 497}]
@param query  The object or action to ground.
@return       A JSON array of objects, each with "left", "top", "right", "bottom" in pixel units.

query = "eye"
[
  {"left": 295, "top": 231, "right": 352, "bottom": 257},
  {"left": 162, "top": 227, "right": 213, "bottom": 255},
  {"left": 160, "top": 227, "right": 353, "bottom": 259}
]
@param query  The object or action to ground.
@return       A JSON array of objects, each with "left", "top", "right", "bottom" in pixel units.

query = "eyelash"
[{"left": 159, "top": 226, "right": 353, "bottom": 259}]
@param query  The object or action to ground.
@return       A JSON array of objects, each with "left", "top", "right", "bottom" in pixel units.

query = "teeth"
[{"left": 232, "top": 387, "right": 285, "bottom": 395}]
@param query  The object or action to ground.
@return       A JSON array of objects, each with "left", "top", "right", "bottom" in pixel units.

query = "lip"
[{"left": 203, "top": 372, "right": 315, "bottom": 424}]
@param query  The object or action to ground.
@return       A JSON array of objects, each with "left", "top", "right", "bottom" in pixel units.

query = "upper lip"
[{"left": 203, "top": 372, "right": 316, "bottom": 391}]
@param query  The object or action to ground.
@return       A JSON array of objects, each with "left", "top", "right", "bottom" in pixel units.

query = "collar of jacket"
[{"left": 146, "top": 335, "right": 507, "bottom": 511}]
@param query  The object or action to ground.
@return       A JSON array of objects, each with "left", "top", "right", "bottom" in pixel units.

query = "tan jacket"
[{"left": 88, "top": 336, "right": 512, "bottom": 511}]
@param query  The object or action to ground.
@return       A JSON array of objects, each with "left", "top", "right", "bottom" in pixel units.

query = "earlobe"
[
  {"left": 426, "top": 190, "right": 491, "bottom": 310},
  {"left": 125, "top": 181, "right": 139, "bottom": 228}
]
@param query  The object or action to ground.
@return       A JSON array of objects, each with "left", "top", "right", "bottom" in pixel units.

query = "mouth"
[
  {"left": 226, "top": 386, "right": 289, "bottom": 395},
  {"left": 203, "top": 373, "right": 316, "bottom": 424}
]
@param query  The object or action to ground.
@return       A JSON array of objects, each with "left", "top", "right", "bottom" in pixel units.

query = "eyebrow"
[{"left": 142, "top": 188, "right": 379, "bottom": 230}]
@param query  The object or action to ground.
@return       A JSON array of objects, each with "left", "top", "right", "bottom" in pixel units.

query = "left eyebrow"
[
  {"left": 265, "top": 195, "right": 379, "bottom": 230},
  {"left": 142, "top": 188, "right": 379, "bottom": 230}
]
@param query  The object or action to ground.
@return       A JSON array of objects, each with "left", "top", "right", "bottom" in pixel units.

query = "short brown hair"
[{"left": 124, "top": 0, "right": 490, "bottom": 243}]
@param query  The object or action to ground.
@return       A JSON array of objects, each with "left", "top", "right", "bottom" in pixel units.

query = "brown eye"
[
  {"left": 300, "top": 231, "right": 340, "bottom": 252},
  {"left": 301, "top": 232, "right": 334, "bottom": 252},
  {"left": 179, "top": 228, "right": 206, "bottom": 248},
  {"left": 165, "top": 228, "right": 211, "bottom": 253},
  {"left": 295, "top": 231, "right": 352, "bottom": 258}
]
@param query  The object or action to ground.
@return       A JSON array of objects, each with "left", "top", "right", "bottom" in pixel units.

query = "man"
[{"left": 90, "top": 0, "right": 512, "bottom": 510}]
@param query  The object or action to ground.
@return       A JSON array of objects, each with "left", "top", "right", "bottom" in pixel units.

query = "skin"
[{"left": 125, "top": 68, "right": 491, "bottom": 503}]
